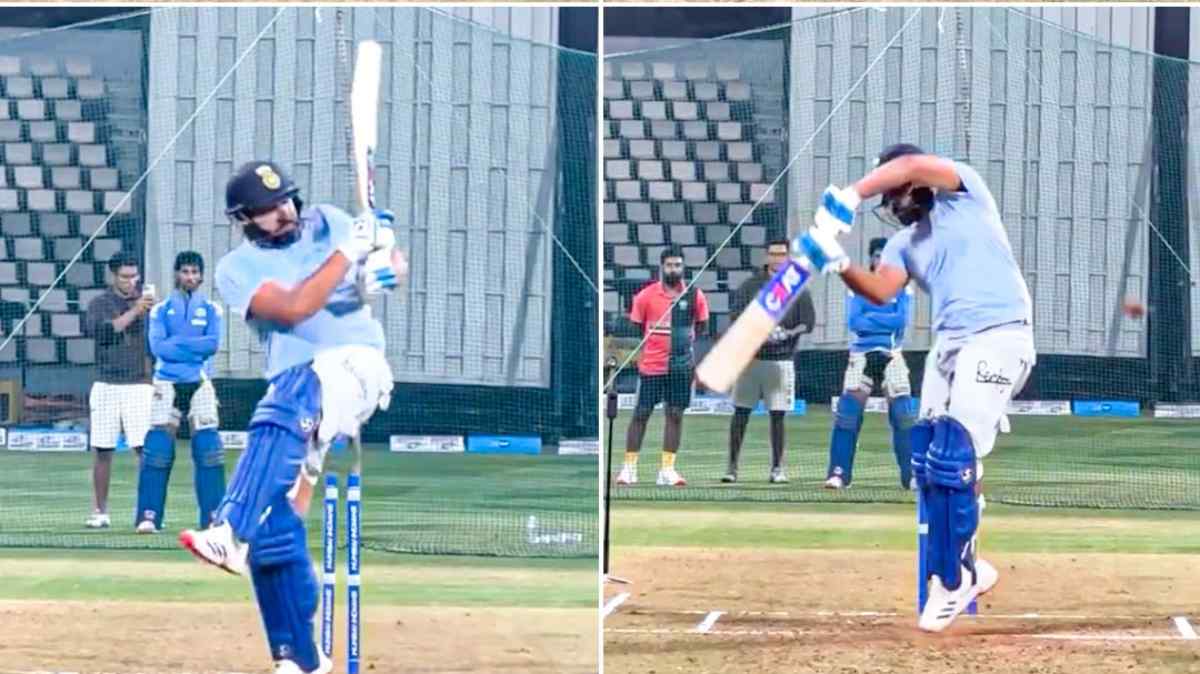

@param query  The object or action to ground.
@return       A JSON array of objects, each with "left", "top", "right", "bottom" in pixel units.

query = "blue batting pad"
[
  {"left": 888, "top": 395, "right": 918, "bottom": 487},
  {"left": 190, "top": 428, "right": 226, "bottom": 529},
  {"left": 249, "top": 493, "right": 320, "bottom": 671},
  {"left": 924, "top": 417, "right": 978, "bottom": 591},
  {"left": 136, "top": 428, "right": 175, "bottom": 529},
  {"left": 826, "top": 392, "right": 865, "bottom": 483}
]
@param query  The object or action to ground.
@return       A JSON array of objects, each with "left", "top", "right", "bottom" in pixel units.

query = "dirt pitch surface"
[
  {"left": 604, "top": 547, "right": 1200, "bottom": 674},
  {"left": 0, "top": 600, "right": 595, "bottom": 674}
]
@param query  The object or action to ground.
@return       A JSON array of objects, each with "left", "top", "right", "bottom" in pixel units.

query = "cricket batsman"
[
  {"left": 178, "top": 161, "right": 405, "bottom": 674},
  {"left": 824, "top": 236, "right": 916, "bottom": 491},
  {"left": 794, "top": 143, "right": 1035, "bottom": 632},
  {"left": 137, "top": 251, "right": 225, "bottom": 533}
]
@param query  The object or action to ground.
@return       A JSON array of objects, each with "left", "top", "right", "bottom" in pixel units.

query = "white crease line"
[
  {"left": 1033, "top": 634, "right": 1189, "bottom": 642},
  {"left": 606, "top": 627, "right": 1195, "bottom": 642},
  {"left": 603, "top": 592, "right": 631, "bottom": 618},
  {"left": 694, "top": 610, "right": 725, "bottom": 634},
  {"left": 644, "top": 609, "right": 1159, "bottom": 621},
  {"left": 1173, "top": 616, "right": 1198, "bottom": 640}
]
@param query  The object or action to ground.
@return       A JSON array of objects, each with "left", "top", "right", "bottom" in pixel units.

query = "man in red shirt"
[{"left": 616, "top": 247, "right": 709, "bottom": 487}]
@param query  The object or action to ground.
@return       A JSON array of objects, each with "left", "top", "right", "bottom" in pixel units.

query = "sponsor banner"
[
  {"left": 0, "top": 428, "right": 5, "bottom": 446},
  {"left": 467, "top": 434, "right": 541, "bottom": 455},
  {"left": 617, "top": 393, "right": 636, "bottom": 410},
  {"left": 752, "top": 399, "right": 807, "bottom": 416},
  {"left": 1073, "top": 400, "right": 1140, "bottom": 417},
  {"left": 389, "top": 434, "right": 465, "bottom": 453},
  {"left": 219, "top": 431, "right": 248, "bottom": 449},
  {"left": 618, "top": 393, "right": 806, "bottom": 416},
  {"left": 5, "top": 429, "right": 88, "bottom": 452},
  {"left": 830, "top": 396, "right": 920, "bottom": 414},
  {"left": 1153, "top": 403, "right": 1200, "bottom": 419},
  {"left": 557, "top": 439, "right": 599, "bottom": 456},
  {"left": 1006, "top": 400, "right": 1071, "bottom": 416}
]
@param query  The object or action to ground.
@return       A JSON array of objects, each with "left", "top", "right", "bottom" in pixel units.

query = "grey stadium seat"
[
  {"left": 614, "top": 180, "right": 641, "bottom": 201},
  {"left": 67, "top": 122, "right": 95, "bottom": 144},
  {"left": 31, "top": 188, "right": 61, "bottom": 212},
  {"left": 705, "top": 226, "right": 732, "bottom": 245},
  {"left": 624, "top": 202, "right": 652, "bottom": 223},
  {"left": 641, "top": 101, "right": 667, "bottom": 121},
  {"left": 693, "top": 82, "right": 719, "bottom": 101},
  {"left": 659, "top": 140, "right": 686, "bottom": 161},
  {"left": 619, "top": 62, "right": 646, "bottom": 80},
  {"left": 717, "top": 122, "right": 741, "bottom": 141},
  {"left": 54, "top": 100, "right": 82, "bottom": 121},
  {"left": 603, "top": 80, "right": 624, "bottom": 99},
  {"left": 637, "top": 224, "right": 665, "bottom": 245},
  {"left": 66, "top": 338, "right": 95, "bottom": 364},
  {"left": 14, "top": 166, "right": 42, "bottom": 189},
  {"left": 13, "top": 238, "right": 43, "bottom": 260},
  {"left": 6, "top": 77, "right": 33, "bottom": 98},
  {"left": 715, "top": 64, "right": 740, "bottom": 81},
  {"left": 669, "top": 161, "right": 697, "bottom": 182},
  {"left": 715, "top": 183, "right": 742, "bottom": 203},
  {"left": 704, "top": 162, "right": 730, "bottom": 182},
  {"left": 78, "top": 144, "right": 106, "bottom": 166},
  {"left": 65, "top": 190, "right": 94, "bottom": 213},
  {"left": 725, "top": 81, "right": 751, "bottom": 101},
  {"left": 672, "top": 101, "right": 698, "bottom": 121},
  {"left": 749, "top": 184, "right": 775, "bottom": 203},
  {"left": 0, "top": 120, "right": 19, "bottom": 141},
  {"left": 27, "top": 337, "right": 55, "bottom": 362},
  {"left": 683, "top": 63, "right": 708, "bottom": 80},
  {"left": 658, "top": 202, "right": 686, "bottom": 224},
  {"left": 726, "top": 142, "right": 753, "bottom": 162},
  {"left": 682, "top": 246, "right": 707, "bottom": 267},
  {"left": 104, "top": 191, "right": 132, "bottom": 214},
  {"left": 29, "top": 121, "right": 57, "bottom": 142},
  {"left": 737, "top": 163, "right": 763, "bottom": 182},
  {"left": 0, "top": 57, "right": 19, "bottom": 76},
  {"left": 606, "top": 160, "right": 631, "bottom": 180},
  {"left": 637, "top": 160, "right": 665, "bottom": 181},
  {"left": 40, "top": 78, "right": 68, "bottom": 99},
  {"left": 1, "top": 213, "right": 30, "bottom": 236},
  {"left": 53, "top": 238, "right": 82, "bottom": 261},
  {"left": 91, "top": 238, "right": 121, "bottom": 261},
  {"left": 680, "top": 182, "right": 707, "bottom": 202},
  {"left": 628, "top": 140, "right": 655, "bottom": 160},
  {"left": 27, "top": 262, "right": 56, "bottom": 285},
  {"left": 41, "top": 289, "right": 68, "bottom": 312},
  {"left": 0, "top": 261, "right": 15, "bottom": 284},
  {"left": 603, "top": 202, "right": 619, "bottom": 223},
  {"left": 612, "top": 245, "right": 640, "bottom": 266},
  {"left": 740, "top": 226, "right": 767, "bottom": 246},
  {"left": 669, "top": 225, "right": 696, "bottom": 245},
  {"left": 647, "top": 181, "right": 675, "bottom": 201},
  {"left": 660, "top": 80, "right": 687, "bottom": 100},
  {"left": 706, "top": 102, "right": 731, "bottom": 121},
  {"left": 692, "top": 203, "right": 719, "bottom": 224},
  {"left": 617, "top": 120, "right": 644, "bottom": 139},
  {"left": 727, "top": 203, "right": 754, "bottom": 224},
  {"left": 64, "top": 263, "right": 94, "bottom": 287},
  {"left": 628, "top": 80, "right": 654, "bottom": 100},
  {"left": 651, "top": 62, "right": 675, "bottom": 80},
  {"left": 40, "top": 213, "right": 70, "bottom": 237},
  {"left": 76, "top": 79, "right": 105, "bottom": 99},
  {"left": 694, "top": 141, "right": 721, "bottom": 162},
  {"left": 682, "top": 121, "right": 707, "bottom": 140},
  {"left": 5, "top": 142, "right": 31, "bottom": 164},
  {"left": 607, "top": 100, "right": 634, "bottom": 120},
  {"left": 41, "top": 144, "right": 71, "bottom": 165},
  {"left": 649, "top": 121, "right": 676, "bottom": 140},
  {"left": 52, "top": 166, "right": 81, "bottom": 189}
]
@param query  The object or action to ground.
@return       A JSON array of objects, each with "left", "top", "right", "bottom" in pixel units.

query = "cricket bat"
[
  {"left": 694, "top": 257, "right": 813, "bottom": 393},
  {"left": 350, "top": 40, "right": 382, "bottom": 219}
]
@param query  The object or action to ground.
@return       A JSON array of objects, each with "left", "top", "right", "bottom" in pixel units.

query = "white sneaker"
[
  {"left": 823, "top": 475, "right": 845, "bottom": 490},
  {"left": 769, "top": 467, "right": 788, "bottom": 484},
  {"left": 273, "top": 652, "right": 333, "bottom": 674},
  {"left": 178, "top": 521, "right": 248, "bottom": 576},
  {"left": 656, "top": 468, "right": 687, "bottom": 487},
  {"left": 615, "top": 464, "right": 637, "bottom": 486},
  {"left": 918, "top": 558, "right": 998, "bottom": 633},
  {"left": 135, "top": 520, "right": 158, "bottom": 534},
  {"left": 85, "top": 511, "right": 110, "bottom": 529}
]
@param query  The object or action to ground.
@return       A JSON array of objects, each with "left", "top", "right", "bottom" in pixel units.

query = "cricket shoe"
[
  {"left": 720, "top": 468, "right": 738, "bottom": 483},
  {"left": 918, "top": 557, "right": 998, "bottom": 633},
  {"left": 135, "top": 520, "right": 158, "bottom": 534},
  {"left": 615, "top": 464, "right": 638, "bottom": 486},
  {"left": 769, "top": 467, "right": 789, "bottom": 484},
  {"left": 823, "top": 475, "right": 846, "bottom": 490},
  {"left": 85, "top": 510, "right": 111, "bottom": 529},
  {"left": 179, "top": 521, "right": 248, "bottom": 576},
  {"left": 273, "top": 652, "right": 333, "bottom": 674},
  {"left": 656, "top": 468, "right": 687, "bottom": 487}
]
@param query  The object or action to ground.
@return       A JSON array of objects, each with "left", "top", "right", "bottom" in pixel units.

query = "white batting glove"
[
  {"left": 338, "top": 208, "right": 396, "bottom": 263},
  {"left": 814, "top": 184, "right": 862, "bottom": 235},
  {"left": 792, "top": 226, "right": 849, "bottom": 275},
  {"left": 358, "top": 248, "right": 400, "bottom": 297}
]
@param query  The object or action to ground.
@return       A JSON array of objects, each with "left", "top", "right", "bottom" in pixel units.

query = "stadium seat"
[
  {"left": 1, "top": 213, "right": 30, "bottom": 236},
  {"left": 658, "top": 202, "right": 686, "bottom": 223},
  {"left": 749, "top": 184, "right": 774, "bottom": 203},
  {"left": 748, "top": 247, "right": 766, "bottom": 267},
  {"left": 705, "top": 225, "right": 732, "bottom": 245},
  {"left": 727, "top": 203, "right": 754, "bottom": 224},
  {"left": 0, "top": 56, "right": 19, "bottom": 77},
  {"left": 637, "top": 160, "right": 665, "bottom": 181},
  {"left": 0, "top": 287, "right": 27, "bottom": 303},
  {"left": 625, "top": 267, "right": 651, "bottom": 281},
  {"left": 608, "top": 100, "right": 634, "bottom": 120},
  {"left": 27, "top": 262, "right": 55, "bottom": 285},
  {"left": 0, "top": 261, "right": 15, "bottom": 284},
  {"left": 612, "top": 245, "right": 640, "bottom": 266},
  {"left": 66, "top": 338, "right": 94, "bottom": 364},
  {"left": 672, "top": 101, "right": 698, "bottom": 121},
  {"left": 715, "top": 182, "right": 742, "bottom": 203},
  {"left": 91, "top": 238, "right": 121, "bottom": 261},
  {"left": 617, "top": 120, "right": 644, "bottom": 139},
  {"left": 703, "top": 161, "right": 730, "bottom": 182},
  {"left": 659, "top": 140, "right": 686, "bottom": 161},
  {"left": 647, "top": 181, "right": 675, "bottom": 201},
  {"left": 40, "top": 213, "right": 70, "bottom": 237},
  {"left": 614, "top": 180, "right": 641, "bottom": 201},
  {"left": 716, "top": 247, "right": 742, "bottom": 268},
  {"left": 705, "top": 102, "right": 731, "bottom": 121},
  {"left": 79, "top": 215, "right": 106, "bottom": 236},
  {"left": 726, "top": 270, "right": 754, "bottom": 290},
  {"left": 0, "top": 188, "right": 16, "bottom": 210},
  {"left": 715, "top": 64, "right": 740, "bottom": 81},
  {"left": 669, "top": 225, "right": 696, "bottom": 245},
  {"left": 736, "top": 162, "right": 764, "bottom": 182},
  {"left": 6, "top": 76, "right": 33, "bottom": 98},
  {"left": 727, "top": 142, "right": 753, "bottom": 162},
  {"left": 682, "top": 246, "right": 706, "bottom": 267},
  {"left": 64, "top": 56, "right": 93, "bottom": 78},
  {"left": 641, "top": 101, "right": 667, "bottom": 121},
  {"left": 603, "top": 202, "right": 619, "bottom": 223},
  {"left": 65, "top": 190, "right": 94, "bottom": 213},
  {"left": 669, "top": 161, "right": 697, "bottom": 182},
  {"left": 649, "top": 121, "right": 676, "bottom": 140},
  {"left": 693, "top": 270, "right": 718, "bottom": 290},
  {"left": 0, "top": 120, "right": 19, "bottom": 141},
  {"left": 606, "top": 160, "right": 631, "bottom": 180},
  {"left": 4, "top": 143, "right": 31, "bottom": 164},
  {"left": 725, "top": 81, "right": 751, "bottom": 101},
  {"left": 717, "top": 122, "right": 741, "bottom": 141},
  {"left": 603, "top": 80, "right": 624, "bottom": 99},
  {"left": 692, "top": 203, "right": 719, "bottom": 224},
  {"left": 76, "top": 79, "right": 105, "bottom": 99},
  {"left": 20, "top": 316, "right": 43, "bottom": 337},
  {"left": 603, "top": 291, "right": 618, "bottom": 313},
  {"left": 660, "top": 80, "right": 687, "bottom": 100},
  {"left": 683, "top": 63, "right": 708, "bottom": 80},
  {"left": 54, "top": 100, "right": 81, "bottom": 121},
  {"left": 638, "top": 224, "right": 665, "bottom": 244},
  {"left": 39, "top": 78, "right": 68, "bottom": 99},
  {"left": 27, "top": 337, "right": 55, "bottom": 362},
  {"left": 64, "top": 262, "right": 94, "bottom": 287},
  {"left": 78, "top": 288, "right": 106, "bottom": 307},
  {"left": 628, "top": 139, "right": 655, "bottom": 159},
  {"left": 628, "top": 80, "right": 654, "bottom": 100},
  {"left": 29, "top": 56, "right": 57, "bottom": 77},
  {"left": 682, "top": 121, "right": 708, "bottom": 140},
  {"left": 51, "top": 166, "right": 81, "bottom": 189},
  {"left": 707, "top": 291, "right": 729, "bottom": 313},
  {"left": 28, "top": 121, "right": 57, "bottom": 142},
  {"left": 741, "top": 226, "right": 767, "bottom": 246},
  {"left": 681, "top": 182, "right": 707, "bottom": 202},
  {"left": 67, "top": 122, "right": 95, "bottom": 144},
  {"left": 78, "top": 144, "right": 106, "bottom": 166},
  {"left": 41, "top": 144, "right": 70, "bottom": 165},
  {"left": 604, "top": 224, "right": 628, "bottom": 244},
  {"left": 694, "top": 141, "right": 720, "bottom": 161},
  {"left": 693, "top": 82, "right": 719, "bottom": 101},
  {"left": 643, "top": 246, "right": 666, "bottom": 264},
  {"left": 624, "top": 202, "right": 652, "bottom": 223},
  {"left": 603, "top": 61, "right": 614, "bottom": 79},
  {"left": 13, "top": 238, "right": 43, "bottom": 260},
  {"left": 41, "top": 289, "right": 68, "bottom": 312},
  {"left": 53, "top": 238, "right": 82, "bottom": 261},
  {"left": 603, "top": 139, "right": 621, "bottom": 159},
  {"left": 651, "top": 62, "right": 675, "bottom": 80},
  {"left": 13, "top": 166, "right": 42, "bottom": 189},
  {"left": 619, "top": 62, "right": 646, "bottom": 80}
]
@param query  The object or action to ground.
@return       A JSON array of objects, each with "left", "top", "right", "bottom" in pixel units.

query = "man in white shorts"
[
  {"left": 795, "top": 143, "right": 1035, "bottom": 632},
  {"left": 723, "top": 239, "right": 814, "bottom": 484},
  {"left": 83, "top": 251, "right": 155, "bottom": 529}
]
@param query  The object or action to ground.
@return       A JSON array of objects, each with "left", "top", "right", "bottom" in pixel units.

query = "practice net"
[
  {"left": 0, "top": 7, "right": 598, "bottom": 557},
  {"left": 603, "top": 7, "right": 1200, "bottom": 510}
]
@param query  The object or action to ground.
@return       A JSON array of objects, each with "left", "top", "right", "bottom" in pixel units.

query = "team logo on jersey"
[
  {"left": 299, "top": 417, "right": 315, "bottom": 433},
  {"left": 960, "top": 467, "right": 974, "bottom": 483},
  {"left": 196, "top": 307, "right": 207, "bottom": 317},
  {"left": 679, "top": 300, "right": 688, "bottom": 311},
  {"left": 256, "top": 164, "right": 281, "bottom": 190}
]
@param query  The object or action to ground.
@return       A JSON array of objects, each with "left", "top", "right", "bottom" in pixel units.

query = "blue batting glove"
[
  {"left": 792, "top": 226, "right": 849, "bottom": 275},
  {"left": 814, "top": 185, "right": 862, "bottom": 235}
]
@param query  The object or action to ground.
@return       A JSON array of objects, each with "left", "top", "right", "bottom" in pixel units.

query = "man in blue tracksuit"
[
  {"left": 136, "top": 251, "right": 226, "bottom": 532},
  {"left": 824, "top": 237, "right": 915, "bottom": 489}
]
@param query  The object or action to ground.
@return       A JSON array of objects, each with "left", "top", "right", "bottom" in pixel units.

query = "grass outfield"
[
  {"left": 0, "top": 443, "right": 598, "bottom": 557},
  {"left": 609, "top": 408, "right": 1200, "bottom": 509}
]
